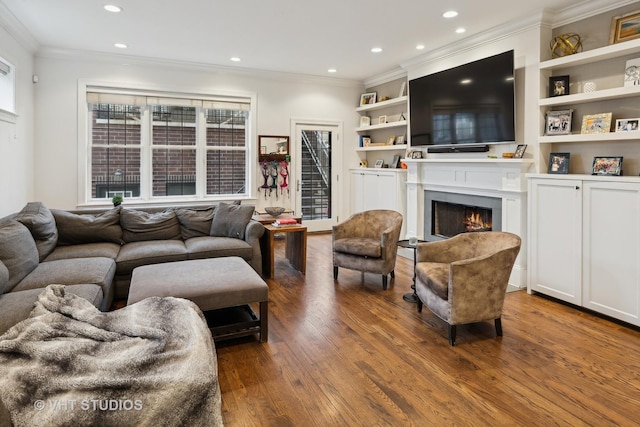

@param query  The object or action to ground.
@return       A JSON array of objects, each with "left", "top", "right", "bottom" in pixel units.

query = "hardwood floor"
[{"left": 216, "top": 233, "right": 640, "bottom": 426}]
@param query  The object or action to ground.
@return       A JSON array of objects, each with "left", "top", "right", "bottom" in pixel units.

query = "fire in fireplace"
[{"left": 425, "top": 191, "right": 502, "bottom": 241}]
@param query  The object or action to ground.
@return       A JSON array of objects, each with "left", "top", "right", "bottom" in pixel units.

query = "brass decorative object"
[{"left": 550, "top": 33, "right": 583, "bottom": 58}]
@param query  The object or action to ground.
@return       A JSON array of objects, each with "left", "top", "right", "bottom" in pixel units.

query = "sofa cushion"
[
  {"left": 185, "top": 236, "right": 253, "bottom": 260},
  {"left": 44, "top": 242, "right": 122, "bottom": 262},
  {"left": 0, "top": 284, "right": 103, "bottom": 336},
  {"left": 0, "top": 220, "right": 39, "bottom": 293},
  {"left": 12, "top": 257, "right": 116, "bottom": 296},
  {"left": 14, "top": 202, "right": 58, "bottom": 261},
  {"left": 210, "top": 202, "right": 254, "bottom": 240},
  {"left": 52, "top": 207, "right": 123, "bottom": 245},
  {"left": 116, "top": 240, "right": 188, "bottom": 276},
  {"left": 175, "top": 207, "right": 215, "bottom": 240},
  {"left": 121, "top": 209, "right": 182, "bottom": 243},
  {"left": 333, "top": 237, "right": 382, "bottom": 258}
]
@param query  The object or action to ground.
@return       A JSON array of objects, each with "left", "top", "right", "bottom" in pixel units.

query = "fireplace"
[{"left": 425, "top": 191, "right": 502, "bottom": 241}]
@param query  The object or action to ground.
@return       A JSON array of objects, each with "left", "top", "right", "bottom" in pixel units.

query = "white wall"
[
  {"left": 0, "top": 23, "right": 35, "bottom": 217},
  {"left": 32, "top": 52, "right": 363, "bottom": 220}
]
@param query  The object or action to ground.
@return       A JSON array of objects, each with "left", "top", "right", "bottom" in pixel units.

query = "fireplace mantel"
[{"left": 403, "top": 158, "right": 533, "bottom": 288}]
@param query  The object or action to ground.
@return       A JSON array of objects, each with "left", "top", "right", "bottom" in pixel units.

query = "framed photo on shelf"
[
  {"left": 391, "top": 154, "right": 401, "bottom": 168},
  {"left": 360, "top": 92, "right": 377, "bottom": 106},
  {"left": 360, "top": 116, "right": 371, "bottom": 127},
  {"left": 374, "top": 159, "right": 384, "bottom": 168},
  {"left": 399, "top": 81, "right": 407, "bottom": 97},
  {"left": 624, "top": 58, "right": 640, "bottom": 87},
  {"left": 545, "top": 109, "right": 573, "bottom": 135},
  {"left": 387, "top": 135, "right": 396, "bottom": 145},
  {"left": 378, "top": 115, "right": 387, "bottom": 125},
  {"left": 362, "top": 137, "right": 371, "bottom": 147},
  {"left": 548, "top": 152, "right": 570, "bottom": 174},
  {"left": 615, "top": 118, "right": 639, "bottom": 132},
  {"left": 549, "top": 75, "right": 570, "bottom": 97},
  {"left": 396, "top": 135, "right": 405, "bottom": 145},
  {"left": 610, "top": 10, "right": 640, "bottom": 44},
  {"left": 592, "top": 156, "right": 623, "bottom": 176},
  {"left": 581, "top": 112, "right": 612, "bottom": 134},
  {"left": 514, "top": 144, "right": 527, "bottom": 159}
]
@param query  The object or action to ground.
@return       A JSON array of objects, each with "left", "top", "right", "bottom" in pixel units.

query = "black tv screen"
[{"left": 409, "top": 50, "right": 515, "bottom": 147}]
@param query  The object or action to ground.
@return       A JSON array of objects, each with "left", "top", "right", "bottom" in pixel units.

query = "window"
[
  {"left": 85, "top": 88, "right": 252, "bottom": 204},
  {"left": 0, "top": 55, "right": 16, "bottom": 119}
]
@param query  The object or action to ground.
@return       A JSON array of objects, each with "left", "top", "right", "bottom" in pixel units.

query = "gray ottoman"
[{"left": 127, "top": 257, "right": 268, "bottom": 342}]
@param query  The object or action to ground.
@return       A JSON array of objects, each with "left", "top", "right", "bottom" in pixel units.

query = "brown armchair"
[
  {"left": 414, "top": 231, "right": 521, "bottom": 345},
  {"left": 332, "top": 210, "right": 403, "bottom": 290}
]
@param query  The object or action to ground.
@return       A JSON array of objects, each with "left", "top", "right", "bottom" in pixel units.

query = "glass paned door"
[{"left": 294, "top": 122, "right": 340, "bottom": 232}]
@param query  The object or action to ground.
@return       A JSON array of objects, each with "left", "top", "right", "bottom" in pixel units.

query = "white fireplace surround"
[{"left": 403, "top": 158, "right": 533, "bottom": 288}]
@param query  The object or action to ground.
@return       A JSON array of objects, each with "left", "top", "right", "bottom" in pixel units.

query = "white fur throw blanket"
[{"left": 0, "top": 285, "right": 223, "bottom": 427}]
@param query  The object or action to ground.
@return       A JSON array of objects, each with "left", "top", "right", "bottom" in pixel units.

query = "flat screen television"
[{"left": 409, "top": 50, "right": 515, "bottom": 149}]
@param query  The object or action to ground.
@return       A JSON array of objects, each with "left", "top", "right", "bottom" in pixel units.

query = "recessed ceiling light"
[
  {"left": 104, "top": 5, "right": 122, "bottom": 13},
  {"left": 328, "top": 68, "right": 337, "bottom": 73},
  {"left": 456, "top": 28, "right": 466, "bottom": 34},
  {"left": 114, "top": 43, "right": 127, "bottom": 49},
  {"left": 230, "top": 57, "right": 241, "bottom": 62},
  {"left": 371, "top": 47, "right": 383, "bottom": 53},
  {"left": 416, "top": 44, "right": 425, "bottom": 50},
  {"left": 461, "top": 79, "right": 472, "bottom": 84},
  {"left": 443, "top": 11, "right": 458, "bottom": 18}
]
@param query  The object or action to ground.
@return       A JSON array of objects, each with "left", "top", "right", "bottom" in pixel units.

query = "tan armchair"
[
  {"left": 332, "top": 210, "right": 403, "bottom": 290},
  {"left": 415, "top": 231, "right": 521, "bottom": 345}
]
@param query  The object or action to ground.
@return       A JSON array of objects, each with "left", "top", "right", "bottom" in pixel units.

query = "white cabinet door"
[
  {"left": 350, "top": 170, "right": 365, "bottom": 213},
  {"left": 529, "top": 178, "right": 582, "bottom": 304},
  {"left": 350, "top": 170, "right": 401, "bottom": 213},
  {"left": 582, "top": 181, "right": 640, "bottom": 326}
]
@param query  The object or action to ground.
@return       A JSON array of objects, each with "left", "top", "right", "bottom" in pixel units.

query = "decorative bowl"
[{"left": 265, "top": 207, "right": 285, "bottom": 217}]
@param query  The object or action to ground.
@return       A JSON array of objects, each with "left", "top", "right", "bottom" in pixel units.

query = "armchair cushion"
[
  {"left": 14, "top": 202, "right": 58, "bottom": 261},
  {"left": 415, "top": 262, "right": 449, "bottom": 300},
  {"left": 333, "top": 237, "right": 381, "bottom": 258}
]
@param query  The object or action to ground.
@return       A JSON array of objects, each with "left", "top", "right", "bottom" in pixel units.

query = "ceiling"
[{"left": 1, "top": 0, "right": 590, "bottom": 81}]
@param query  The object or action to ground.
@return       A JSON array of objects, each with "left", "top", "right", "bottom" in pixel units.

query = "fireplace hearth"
[{"left": 425, "top": 191, "right": 502, "bottom": 241}]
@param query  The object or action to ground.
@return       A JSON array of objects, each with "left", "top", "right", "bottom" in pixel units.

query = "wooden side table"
[
  {"left": 252, "top": 213, "right": 302, "bottom": 225},
  {"left": 260, "top": 223, "right": 307, "bottom": 279}
]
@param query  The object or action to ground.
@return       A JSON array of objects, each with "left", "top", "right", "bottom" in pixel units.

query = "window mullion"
[
  {"left": 196, "top": 108, "right": 206, "bottom": 199},
  {"left": 140, "top": 106, "right": 151, "bottom": 201}
]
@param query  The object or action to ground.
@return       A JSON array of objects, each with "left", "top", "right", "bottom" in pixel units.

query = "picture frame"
[
  {"left": 548, "top": 152, "right": 570, "bottom": 174},
  {"left": 549, "top": 75, "right": 570, "bottom": 97},
  {"left": 360, "top": 116, "right": 371, "bottom": 127},
  {"left": 610, "top": 10, "right": 640, "bottom": 44},
  {"left": 360, "top": 92, "right": 377, "bottom": 106},
  {"left": 378, "top": 115, "right": 387, "bottom": 125},
  {"left": 391, "top": 154, "right": 401, "bottom": 168},
  {"left": 407, "top": 150, "right": 423, "bottom": 159},
  {"left": 387, "top": 135, "right": 396, "bottom": 145},
  {"left": 545, "top": 109, "right": 573, "bottom": 135},
  {"left": 581, "top": 112, "right": 612, "bottom": 134},
  {"left": 592, "top": 156, "right": 623, "bottom": 176},
  {"left": 362, "top": 137, "right": 371, "bottom": 147},
  {"left": 260, "top": 145, "right": 267, "bottom": 154},
  {"left": 624, "top": 58, "right": 640, "bottom": 87},
  {"left": 374, "top": 159, "right": 384, "bottom": 168},
  {"left": 514, "top": 144, "right": 527, "bottom": 159},
  {"left": 615, "top": 118, "right": 639, "bottom": 132},
  {"left": 396, "top": 135, "right": 405, "bottom": 145},
  {"left": 398, "top": 81, "right": 407, "bottom": 97}
]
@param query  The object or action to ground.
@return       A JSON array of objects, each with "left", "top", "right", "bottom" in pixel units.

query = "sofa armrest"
[{"left": 244, "top": 220, "right": 265, "bottom": 275}]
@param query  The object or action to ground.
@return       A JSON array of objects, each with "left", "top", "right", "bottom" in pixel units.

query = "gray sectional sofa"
[{"left": 0, "top": 201, "right": 265, "bottom": 335}]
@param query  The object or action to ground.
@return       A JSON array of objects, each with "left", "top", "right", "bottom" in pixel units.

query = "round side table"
[{"left": 397, "top": 239, "right": 426, "bottom": 303}]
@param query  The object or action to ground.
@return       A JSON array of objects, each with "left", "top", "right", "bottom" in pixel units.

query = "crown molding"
[
  {"left": 36, "top": 47, "right": 362, "bottom": 88},
  {"left": 363, "top": 68, "right": 407, "bottom": 88},
  {"left": 399, "top": 10, "right": 547, "bottom": 73},
  {"left": 0, "top": 2, "right": 39, "bottom": 52},
  {"left": 550, "top": 0, "right": 640, "bottom": 28}
]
